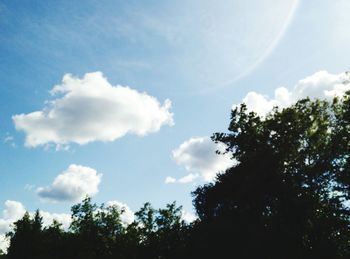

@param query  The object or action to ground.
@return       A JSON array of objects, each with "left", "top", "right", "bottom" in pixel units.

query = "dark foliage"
[
  {"left": 5, "top": 198, "right": 189, "bottom": 259},
  {"left": 192, "top": 92, "right": 350, "bottom": 258},
  {"left": 3, "top": 93, "right": 350, "bottom": 258}
]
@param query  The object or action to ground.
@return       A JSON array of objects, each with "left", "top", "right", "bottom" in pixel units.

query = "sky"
[{"left": 1, "top": 0, "right": 350, "bottom": 250}]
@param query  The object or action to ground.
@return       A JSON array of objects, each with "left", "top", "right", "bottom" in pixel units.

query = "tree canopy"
[{"left": 192, "top": 92, "right": 350, "bottom": 258}]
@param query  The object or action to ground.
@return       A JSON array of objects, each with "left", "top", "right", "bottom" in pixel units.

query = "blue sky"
[{"left": 1, "top": 0, "right": 350, "bottom": 248}]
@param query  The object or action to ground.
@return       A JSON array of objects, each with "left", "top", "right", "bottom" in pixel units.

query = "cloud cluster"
[
  {"left": 238, "top": 71, "right": 350, "bottom": 116},
  {"left": 0, "top": 200, "right": 71, "bottom": 252},
  {"left": 37, "top": 164, "right": 102, "bottom": 203},
  {"left": 13, "top": 72, "right": 173, "bottom": 148},
  {"left": 166, "top": 137, "right": 234, "bottom": 184}
]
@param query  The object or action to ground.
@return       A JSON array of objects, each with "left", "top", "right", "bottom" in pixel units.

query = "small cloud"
[
  {"left": 164, "top": 176, "right": 176, "bottom": 184},
  {"left": 37, "top": 164, "right": 102, "bottom": 203},
  {"left": 168, "top": 137, "right": 234, "bottom": 183},
  {"left": 24, "top": 184, "right": 35, "bottom": 191},
  {"left": 178, "top": 173, "right": 199, "bottom": 184},
  {"left": 105, "top": 201, "right": 135, "bottom": 225},
  {"left": 166, "top": 173, "right": 199, "bottom": 184},
  {"left": 1, "top": 200, "right": 26, "bottom": 224},
  {"left": 181, "top": 210, "right": 197, "bottom": 223},
  {"left": 3, "top": 133, "right": 16, "bottom": 148},
  {"left": 3, "top": 136, "right": 13, "bottom": 143}
]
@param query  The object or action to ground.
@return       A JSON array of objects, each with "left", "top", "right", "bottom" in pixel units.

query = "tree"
[
  {"left": 131, "top": 202, "right": 188, "bottom": 259},
  {"left": 69, "top": 197, "right": 127, "bottom": 259},
  {"left": 154, "top": 202, "right": 189, "bottom": 259},
  {"left": 192, "top": 92, "right": 350, "bottom": 258},
  {"left": 6, "top": 211, "right": 44, "bottom": 259},
  {"left": 4, "top": 198, "right": 190, "bottom": 259}
]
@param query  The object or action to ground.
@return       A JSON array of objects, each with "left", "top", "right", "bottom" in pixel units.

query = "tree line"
[{"left": 1, "top": 92, "right": 350, "bottom": 258}]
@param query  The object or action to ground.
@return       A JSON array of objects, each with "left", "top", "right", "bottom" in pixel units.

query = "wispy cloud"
[{"left": 3, "top": 133, "right": 16, "bottom": 148}]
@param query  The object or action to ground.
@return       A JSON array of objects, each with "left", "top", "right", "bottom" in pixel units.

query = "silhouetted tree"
[
  {"left": 6, "top": 210, "right": 44, "bottom": 259},
  {"left": 69, "top": 197, "right": 126, "bottom": 258},
  {"left": 1, "top": 197, "right": 187, "bottom": 259},
  {"left": 192, "top": 92, "right": 350, "bottom": 258},
  {"left": 133, "top": 202, "right": 188, "bottom": 259}
]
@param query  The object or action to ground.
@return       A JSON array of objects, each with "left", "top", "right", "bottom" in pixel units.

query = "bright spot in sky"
[{"left": 139, "top": 0, "right": 300, "bottom": 92}]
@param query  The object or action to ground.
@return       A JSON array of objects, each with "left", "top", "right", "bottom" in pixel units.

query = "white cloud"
[
  {"left": 237, "top": 71, "right": 350, "bottom": 116},
  {"left": 0, "top": 201, "right": 26, "bottom": 235},
  {"left": 165, "top": 173, "right": 199, "bottom": 184},
  {"left": 39, "top": 211, "right": 71, "bottom": 230},
  {"left": 0, "top": 201, "right": 24, "bottom": 251},
  {"left": 164, "top": 176, "right": 176, "bottom": 184},
  {"left": 13, "top": 72, "right": 173, "bottom": 148},
  {"left": 177, "top": 173, "right": 199, "bottom": 184},
  {"left": 0, "top": 200, "right": 27, "bottom": 251},
  {"left": 181, "top": 210, "right": 197, "bottom": 223},
  {"left": 105, "top": 201, "right": 135, "bottom": 225},
  {"left": 0, "top": 200, "right": 71, "bottom": 252},
  {"left": 0, "top": 235, "right": 8, "bottom": 253},
  {"left": 37, "top": 164, "right": 102, "bottom": 203},
  {"left": 169, "top": 137, "right": 234, "bottom": 183}
]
